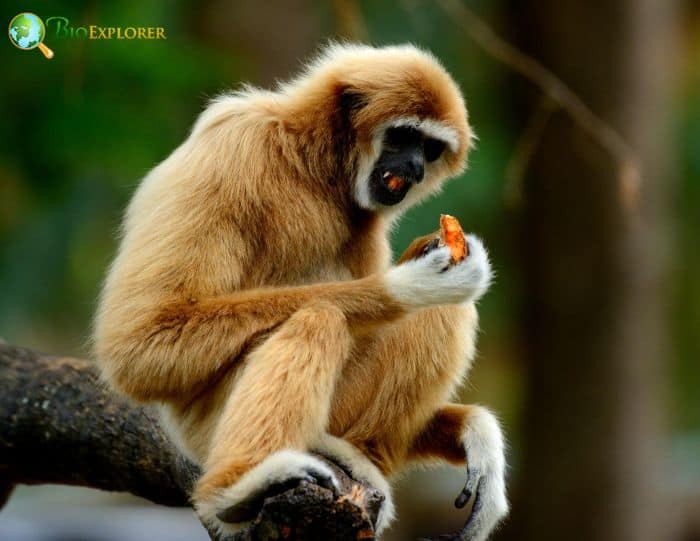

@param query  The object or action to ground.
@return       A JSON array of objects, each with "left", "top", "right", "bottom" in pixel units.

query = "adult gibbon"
[{"left": 94, "top": 43, "right": 508, "bottom": 540}]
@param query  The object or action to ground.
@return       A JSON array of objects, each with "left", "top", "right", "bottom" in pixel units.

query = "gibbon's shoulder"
[{"left": 190, "top": 85, "right": 278, "bottom": 138}]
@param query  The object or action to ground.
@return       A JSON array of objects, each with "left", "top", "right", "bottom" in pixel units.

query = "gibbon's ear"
[{"left": 328, "top": 86, "right": 366, "bottom": 185}]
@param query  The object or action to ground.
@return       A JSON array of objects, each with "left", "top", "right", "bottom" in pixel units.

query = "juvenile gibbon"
[{"left": 94, "top": 43, "right": 508, "bottom": 540}]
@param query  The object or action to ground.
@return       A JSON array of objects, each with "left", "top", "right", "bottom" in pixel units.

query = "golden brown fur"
[{"left": 94, "top": 43, "right": 506, "bottom": 537}]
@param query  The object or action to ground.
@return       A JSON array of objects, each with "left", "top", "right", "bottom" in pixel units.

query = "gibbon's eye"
[
  {"left": 384, "top": 126, "right": 422, "bottom": 152},
  {"left": 339, "top": 88, "right": 366, "bottom": 112},
  {"left": 424, "top": 138, "right": 446, "bottom": 162}
]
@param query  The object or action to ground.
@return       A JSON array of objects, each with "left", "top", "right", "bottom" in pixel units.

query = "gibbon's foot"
[
  {"left": 196, "top": 450, "right": 340, "bottom": 535},
  {"left": 215, "top": 466, "right": 338, "bottom": 523},
  {"left": 387, "top": 234, "right": 492, "bottom": 309},
  {"left": 416, "top": 408, "right": 507, "bottom": 541},
  {"left": 451, "top": 407, "right": 508, "bottom": 541},
  {"left": 313, "top": 434, "right": 396, "bottom": 536}
]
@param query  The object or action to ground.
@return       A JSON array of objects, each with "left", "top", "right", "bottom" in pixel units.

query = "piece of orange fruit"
[{"left": 439, "top": 214, "right": 467, "bottom": 263}]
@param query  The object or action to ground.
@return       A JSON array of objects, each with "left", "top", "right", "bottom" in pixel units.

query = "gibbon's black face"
[{"left": 369, "top": 126, "right": 446, "bottom": 206}]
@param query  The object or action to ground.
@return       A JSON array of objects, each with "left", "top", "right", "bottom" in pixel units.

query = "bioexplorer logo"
[
  {"left": 8, "top": 12, "right": 167, "bottom": 59},
  {"left": 45, "top": 17, "right": 167, "bottom": 41},
  {"left": 8, "top": 13, "right": 54, "bottom": 58}
]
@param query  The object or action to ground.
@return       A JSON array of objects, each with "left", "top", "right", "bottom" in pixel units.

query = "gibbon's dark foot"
[
  {"left": 197, "top": 451, "right": 341, "bottom": 536},
  {"left": 216, "top": 468, "right": 338, "bottom": 523},
  {"left": 454, "top": 407, "right": 508, "bottom": 541}
]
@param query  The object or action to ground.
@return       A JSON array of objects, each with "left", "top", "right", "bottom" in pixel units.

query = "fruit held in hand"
[{"left": 439, "top": 214, "right": 467, "bottom": 263}]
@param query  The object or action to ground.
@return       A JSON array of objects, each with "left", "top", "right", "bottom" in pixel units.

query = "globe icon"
[{"left": 8, "top": 12, "right": 54, "bottom": 58}]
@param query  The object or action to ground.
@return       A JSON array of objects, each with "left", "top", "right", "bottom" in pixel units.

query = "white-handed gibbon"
[{"left": 94, "top": 43, "right": 508, "bottom": 540}]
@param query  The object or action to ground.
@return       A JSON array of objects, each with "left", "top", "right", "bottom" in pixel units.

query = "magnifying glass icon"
[{"left": 8, "top": 13, "right": 54, "bottom": 59}]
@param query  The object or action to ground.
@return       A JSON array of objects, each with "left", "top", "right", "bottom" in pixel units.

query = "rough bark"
[{"left": 0, "top": 343, "right": 382, "bottom": 541}]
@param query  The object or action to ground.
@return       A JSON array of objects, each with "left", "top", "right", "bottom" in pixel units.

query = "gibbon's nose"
[{"left": 407, "top": 154, "right": 425, "bottom": 183}]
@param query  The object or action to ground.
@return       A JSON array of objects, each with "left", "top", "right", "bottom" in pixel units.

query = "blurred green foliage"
[{"left": 0, "top": 0, "right": 697, "bottom": 438}]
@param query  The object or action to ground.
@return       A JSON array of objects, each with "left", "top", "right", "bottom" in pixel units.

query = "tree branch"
[{"left": 0, "top": 344, "right": 382, "bottom": 541}]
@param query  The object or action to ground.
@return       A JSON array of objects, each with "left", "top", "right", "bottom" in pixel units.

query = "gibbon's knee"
[
  {"left": 263, "top": 300, "right": 354, "bottom": 377},
  {"left": 408, "top": 404, "right": 506, "bottom": 468},
  {"left": 283, "top": 300, "right": 350, "bottom": 346},
  {"left": 409, "top": 404, "right": 471, "bottom": 465}
]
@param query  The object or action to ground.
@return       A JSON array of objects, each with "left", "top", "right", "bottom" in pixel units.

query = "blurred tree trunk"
[{"left": 503, "top": 1, "right": 679, "bottom": 541}]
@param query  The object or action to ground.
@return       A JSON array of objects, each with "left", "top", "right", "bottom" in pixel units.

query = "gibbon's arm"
[
  {"left": 100, "top": 277, "right": 385, "bottom": 402},
  {"left": 102, "top": 274, "right": 400, "bottom": 402},
  {"left": 101, "top": 239, "right": 489, "bottom": 403}
]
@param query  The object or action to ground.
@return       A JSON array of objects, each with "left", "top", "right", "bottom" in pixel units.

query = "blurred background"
[{"left": 1, "top": 0, "right": 699, "bottom": 540}]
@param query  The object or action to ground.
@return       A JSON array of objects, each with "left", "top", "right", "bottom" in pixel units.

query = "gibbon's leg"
[
  {"left": 328, "top": 232, "right": 494, "bottom": 471},
  {"left": 314, "top": 305, "right": 477, "bottom": 537},
  {"left": 194, "top": 300, "right": 352, "bottom": 534},
  {"left": 312, "top": 234, "right": 494, "bottom": 536},
  {"left": 332, "top": 328, "right": 509, "bottom": 541},
  {"left": 409, "top": 404, "right": 508, "bottom": 541},
  {"left": 328, "top": 303, "right": 477, "bottom": 473},
  {"left": 353, "top": 232, "right": 492, "bottom": 454}
]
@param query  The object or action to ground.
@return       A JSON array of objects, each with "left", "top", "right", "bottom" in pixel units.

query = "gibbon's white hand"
[{"left": 386, "top": 234, "right": 492, "bottom": 309}]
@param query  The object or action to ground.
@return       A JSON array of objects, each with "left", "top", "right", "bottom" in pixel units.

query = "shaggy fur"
[{"left": 93, "top": 43, "right": 507, "bottom": 538}]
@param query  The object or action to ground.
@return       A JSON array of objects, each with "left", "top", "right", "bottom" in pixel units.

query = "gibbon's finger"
[
  {"left": 305, "top": 468, "right": 341, "bottom": 496},
  {"left": 396, "top": 231, "right": 441, "bottom": 264},
  {"left": 397, "top": 213, "right": 468, "bottom": 266},
  {"left": 216, "top": 463, "right": 341, "bottom": 524},
  {"left": 455, "top": 467, "right": 481, "bottom": 509},
  {"left": 216, "top": 475, "right": 310, "bottom": 523},
  {"left": 455, "top": 488, "right": 471, "bottom": 509},
  {"left": 459, "top": 480, "right": 486, "bottom": 540},
  {"left": 421, "top": 237, "right": 441, "bottom": 257}
]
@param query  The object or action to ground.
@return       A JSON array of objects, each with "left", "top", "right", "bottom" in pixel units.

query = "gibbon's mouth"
[
  {"left": 382, "top": 171, "right": 408, "bottom": 192},
  {"left": 369, "top": 169, "right": 413, "bottom": 206}
]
